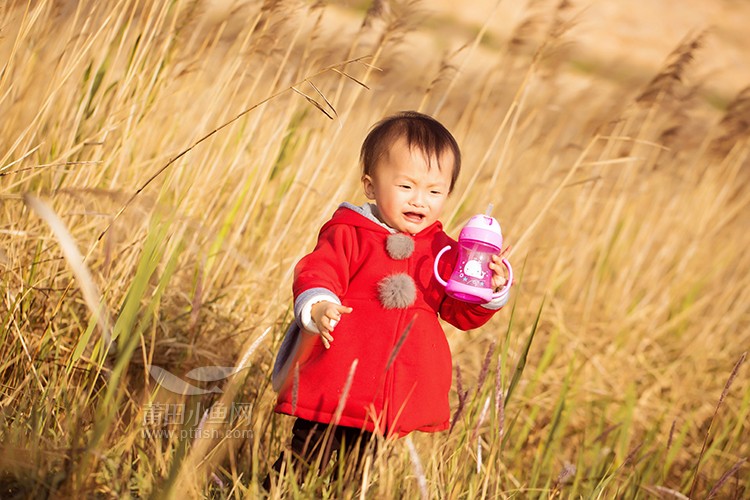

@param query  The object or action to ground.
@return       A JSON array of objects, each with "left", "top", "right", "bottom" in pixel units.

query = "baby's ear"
[{"left": 361, "top": 175, "right": 376, "bottom": 200}]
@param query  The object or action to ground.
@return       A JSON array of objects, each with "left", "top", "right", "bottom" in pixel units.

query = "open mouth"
[{"left": 403, "top": 212, "right": 426, "bottom": 224}]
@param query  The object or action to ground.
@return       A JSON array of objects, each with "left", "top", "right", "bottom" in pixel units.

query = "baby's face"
[{"left": 362, "top": 136, "right": 454, "bottom": 234}]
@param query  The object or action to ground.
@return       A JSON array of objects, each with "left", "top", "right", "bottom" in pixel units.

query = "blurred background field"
[{"left": 1, "top": 0, "right": 748, "bottom": 498}]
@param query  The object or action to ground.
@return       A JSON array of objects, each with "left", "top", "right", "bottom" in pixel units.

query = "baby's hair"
[{"left": 360, "top": 111, "right": 461, "bottom": 192}]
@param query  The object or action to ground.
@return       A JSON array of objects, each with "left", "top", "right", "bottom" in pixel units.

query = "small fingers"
[
  {"left": 317, "top": 304, "right": 352, "bottom": 349},
  {"left": 489, "top": 258, "right": 509, "bottom": 289},
  {"left": 491, "top": 253, "right": 506, "bottom": 264},
  {"left": 319, "top": 328, "right": 334, "bottom": 349},
  {"left": 324, "top": 305, "right": 352, "bottom": 330},
  {"left": 488, "top": 258, "right": 504, "bottom": 274},
  {"left": 324, "top": 310, "right": 342, "bottom": 328},
  {"left": 493, "top": 277, "right": 508, "bottom": 290},
  {"left": 334, "top": 305, "right": 353, "bottom": 316}
]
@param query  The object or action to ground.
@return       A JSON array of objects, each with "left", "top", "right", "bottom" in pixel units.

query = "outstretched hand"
[{"left": 310, "top": 301, "right": 353, "bottom": 349}]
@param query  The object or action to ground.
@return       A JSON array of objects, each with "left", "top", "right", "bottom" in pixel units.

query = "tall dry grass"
[{"left": 1, "top": 0, "right": 748, "bottom": 498}]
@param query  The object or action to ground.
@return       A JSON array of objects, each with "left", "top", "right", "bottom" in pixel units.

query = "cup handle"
[
  {"left": 492, "top": 258, "right": 513, "bottom": 299},
  {"left": 433, "top": 245, "right": 451, "bottom": 286}
]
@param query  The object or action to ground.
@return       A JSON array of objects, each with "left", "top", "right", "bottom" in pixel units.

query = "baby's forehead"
[
  {"left": 379, "top": 138, "right": 455, "bottom": 185},
  {"left": 386, "top": 133, "right": 456, "bottom": 165}
]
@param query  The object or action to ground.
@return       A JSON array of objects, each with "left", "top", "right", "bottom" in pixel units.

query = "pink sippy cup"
[{"left": 433, "top": 212, "right": 513, "bottom": 304}]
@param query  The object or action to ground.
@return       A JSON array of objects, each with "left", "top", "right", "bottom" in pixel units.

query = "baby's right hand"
[{"left": 310, "top": 301, "right": 353, "bottom": 349}]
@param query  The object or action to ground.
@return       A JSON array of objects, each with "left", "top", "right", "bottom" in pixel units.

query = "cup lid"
[{"left": 459, "top": 215, "right": 503, "bottom": 248}]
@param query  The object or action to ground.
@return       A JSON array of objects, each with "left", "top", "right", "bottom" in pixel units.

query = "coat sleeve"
[
  {"left": 272, "top": 223, "right": 355, "bottom": 393},
  {"left": 439, "top": 295, "right": 499, "bottom": 331},
  {"left": 293, "top": 222, "right": 356, "bottom": 301}
]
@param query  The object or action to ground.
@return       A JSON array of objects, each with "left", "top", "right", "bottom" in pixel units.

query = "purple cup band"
[{"left": 459, "top": 227, "right": 503, "bottom": 249}]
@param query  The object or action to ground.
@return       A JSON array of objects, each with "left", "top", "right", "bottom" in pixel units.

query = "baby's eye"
[
  {"left": 430, "top": 190, "right": 442, "bottom": 195},
  {"left": 399, "top": 185, "right": 412, "bottom": 190}
]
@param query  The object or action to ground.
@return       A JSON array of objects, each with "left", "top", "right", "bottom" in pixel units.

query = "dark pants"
[{"left": 263, "top": 418, "right": 374, "bottom": 490}]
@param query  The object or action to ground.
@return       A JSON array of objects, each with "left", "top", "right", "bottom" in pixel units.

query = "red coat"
[{"left": 274, "top": 206, "right": 501, "bottom": 436}]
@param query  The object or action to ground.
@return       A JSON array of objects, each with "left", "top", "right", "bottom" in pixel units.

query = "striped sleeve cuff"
[
  {"left": 295, "top": 288, "right": 341, "bottom": 333},
  {"left": 481, "top": 287, "right": 510, "bottom": 310}
]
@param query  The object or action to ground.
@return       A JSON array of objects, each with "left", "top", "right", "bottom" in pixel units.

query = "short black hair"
[{"left": 360, "top": 111, "right": 461, "bottom": 192}]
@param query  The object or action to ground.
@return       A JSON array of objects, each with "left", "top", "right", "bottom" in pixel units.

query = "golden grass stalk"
[
  {"left": 449, "top": 365, "right": 469, "bottom": 434},
  {"left": 332, "top": 359, "right": 359, "bottom": 428},
  {"left": 495, "top": 353, "right": 505, "bottom": 442},
  {"left": 23, "top": 194, "right": 113, "bottom": 351},
  {"left": 689, "top": 351, "right": 747, "bottom": 497},
  {"left": 636, "top": 32, "right": 705, "bottom": 106},
  {"left": 385, "top": 315, "right": 416, "bottom": 372},
  {"left": 405, "top": 435, "right": 428, "bottom": 500},
  {"left": 707, "top": 458, "right": 747, "bottom": 500}
]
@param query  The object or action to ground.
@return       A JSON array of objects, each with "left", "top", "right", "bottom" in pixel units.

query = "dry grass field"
[{"left": 1, "top": 0, "right": 748, "bottom": 498}]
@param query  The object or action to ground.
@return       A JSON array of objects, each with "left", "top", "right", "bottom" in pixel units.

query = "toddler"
[{"left": 265, "top": 111, "right": 510, "bottom": 487}]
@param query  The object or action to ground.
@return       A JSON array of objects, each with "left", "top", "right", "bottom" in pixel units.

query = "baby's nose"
[{"left": 410, "top": 190, "right": 426, "bottom": 206}]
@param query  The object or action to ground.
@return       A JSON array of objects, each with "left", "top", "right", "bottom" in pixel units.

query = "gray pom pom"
[
  {"left": 386, "top": 233, "right": 415, "bottom": 260},
  {"left": 378, "top": 273, "right": 417, "bottom": 309}
]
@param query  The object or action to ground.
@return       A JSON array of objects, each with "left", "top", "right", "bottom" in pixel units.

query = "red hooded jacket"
[{"left": 273, "top": 205, "right": 503, "bottom": 436}]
